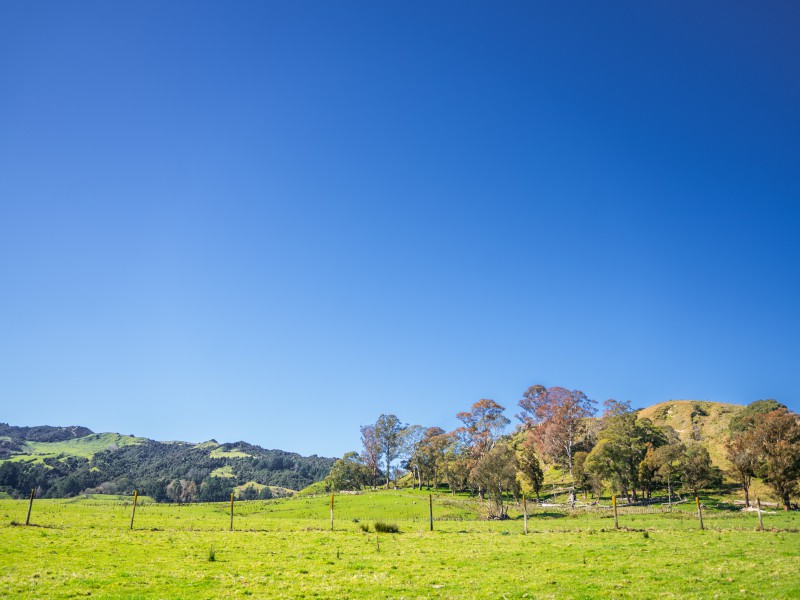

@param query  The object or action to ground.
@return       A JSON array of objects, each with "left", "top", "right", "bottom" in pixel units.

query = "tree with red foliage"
[{"left": 516, "top": 385, "right": 596, "bottom": 476}]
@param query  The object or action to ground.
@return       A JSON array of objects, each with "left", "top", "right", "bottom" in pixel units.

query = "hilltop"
[{"left": 637, "top": 400, "right": 744, "bottom": 468}]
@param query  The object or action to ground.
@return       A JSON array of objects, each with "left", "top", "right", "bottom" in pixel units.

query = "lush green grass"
[
  {"left": 210, "top": 465, "right": 236, "bottom": 478},
  {"left": 1, "top": 490, "right": 798, "bottom": 599},
  {"left": 8, "top": 433, "right": 145, "bottom": 464},
  {"left": 209, "top": 447, "right": 253, "bottom": 459}
]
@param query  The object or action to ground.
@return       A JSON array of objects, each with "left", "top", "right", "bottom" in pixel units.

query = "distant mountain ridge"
[
  {"left": 0, "top": 421, "right": 336, "bottom": 500},
  {"left": 0, "top": 423, "right": 94, "bottom": 456}
]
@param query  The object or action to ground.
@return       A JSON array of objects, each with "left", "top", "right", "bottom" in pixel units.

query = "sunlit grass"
[{"left": 1, "top": 491, "right": 798, "bottom": 599}]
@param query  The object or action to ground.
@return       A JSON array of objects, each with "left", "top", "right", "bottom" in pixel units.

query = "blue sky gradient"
[{"left": 1, "top": 1, "right": 798, "bottom": 457}]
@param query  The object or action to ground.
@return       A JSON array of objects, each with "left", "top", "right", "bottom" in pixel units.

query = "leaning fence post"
[
  {"left": 695, "top": 496, "right": 704, "bottom": 530},
  {"left": 330, "top": 493, "right": 334, "bottom": 531},
  {"left": 25, "top": 488, "right": 34, "bottom": 525},
  {"left": 756, "top": 497, "right": 764, "bottom": 531},
  {"left": 523, "top": 494, "right": 528, "bottom": 535},
  {"left": 429, "top": 494, "right": 434, "bottom": 531},
  {"left": 612, "top": 495, "right": 619, "bottom": 529},
  {"left": 130, "top": 490, "right": 139, "bottom": 530},
  {"left": 230, "top": 493, "right": 235, "bottom": 531}
]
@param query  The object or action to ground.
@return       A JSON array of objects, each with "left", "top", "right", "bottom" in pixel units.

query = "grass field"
[{"left": 1, "top": 490, "right": 798, "bottom": 599}]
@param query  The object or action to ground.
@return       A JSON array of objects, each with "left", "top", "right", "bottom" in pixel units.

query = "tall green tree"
[
  {"left": 456, "top": 399, "right": 509, "bottom": 498},
  {"left": 373, "top": 414, "right": 407, "bottom": 489},
  {"left": 469, "top": 443, "right": 519, "bottom": 518},
  {"left": 726, "top": 429, "right": 760, "bottom": 507},
  {"left": 516, "top": 430, "right": 544, "bottom": 501},
  {"left": 678, "top": 442, "right": 716, "bottom": 496},
  {"left": 752, "top": 408, "right": 800, "bottom": 510},
  {"left": 325, "top": 452, "right": 370, "bottom": 491},
  {"left": 360, "top": 424, "right": 381, "bottom": 489},
  {"left": 651, "top": 437, "right": 685, "bottom": 505},
  {"left": 411, "top": 427, "right": 448, "bottom": 490},
  {"left": 584, "top": 400, "right": 665, "bottom": 501}
]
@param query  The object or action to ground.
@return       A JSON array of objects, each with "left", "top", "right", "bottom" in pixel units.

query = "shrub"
[{"left": 374, "top": 521, "right": 399, "bottom": 534}]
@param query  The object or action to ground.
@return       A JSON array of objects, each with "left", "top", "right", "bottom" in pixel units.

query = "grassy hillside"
[
  {"left": 0, "top": 424, "right": 336, "bottom": 499},
  {"left": 638, "top": 400, "right": 744, "bottom": 468},
  {"left": 9, "top": 433, "right": 146, "bottom": 465}
]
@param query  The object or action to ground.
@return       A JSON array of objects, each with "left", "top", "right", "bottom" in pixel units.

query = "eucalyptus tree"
[
  {"left": 373, "top": 414, "right": 407, "bottom": 489},
  {"left": 517, "top": 429, "right": 544, "bottom": 501},
  {"left": 456, "top": 399, "right": 509, "bottom": 498},
  {"left": 469, "top": 443, "right": 519, "bottom": 518},
  {"left": 752, "top": 408, "right": 800, "bottom": 510},
  {"left": 360, "top": 424, "right": 381, "bottom": 489},
  {"left": 517, "top": 385, "right": 597, "bottom": 475}
]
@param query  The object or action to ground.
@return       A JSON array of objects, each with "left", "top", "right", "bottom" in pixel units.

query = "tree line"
[{"left": 325, "top": 387, "right": 800, "bottom": 514}]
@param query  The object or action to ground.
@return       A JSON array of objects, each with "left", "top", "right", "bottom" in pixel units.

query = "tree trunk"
[
  {"left": 743, "top": 484, "right": 750, "bottom": 508},
  {"left": 667, "top": 475, "right": 672, "bottom": 506}
]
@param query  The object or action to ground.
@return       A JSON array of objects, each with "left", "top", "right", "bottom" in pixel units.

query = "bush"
[
  {"left": 359, "top": 523, "right": 369, "bottom": 533},
  {"left": 373, "top": 521, "right": 399, "bottom": 534}
]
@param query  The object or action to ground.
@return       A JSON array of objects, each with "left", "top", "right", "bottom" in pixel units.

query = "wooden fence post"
[
  {"left": 429, "top": 494, "right": 434, "bottom": 531},
  {"left": 25, "top": 488, "right": 34, "bottom": 525},
  {"left": 756, "top": 497, "right": 764, "bottom": 531},
  {"left": 230, "top": 493, "right": 235, "bottom": 531},
  {"left": 612, "top": 495, "right": 619, "bottom": 529},
  {"left": 130, "top": 490, "right": 139, "bottom": 530},
  {"left": 695, "top": 496, "right": 704, "bottom": 530},
  {"left": 330, "top": 493, "right": 334, "bottom": 531},
  {"left": 523, "top": 494, "right": 528, "bottom": 535}
]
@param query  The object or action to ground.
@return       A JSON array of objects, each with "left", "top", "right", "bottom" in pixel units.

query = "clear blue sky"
[{"left": 1, "top": 1, "right": 798, "bottom": 458}]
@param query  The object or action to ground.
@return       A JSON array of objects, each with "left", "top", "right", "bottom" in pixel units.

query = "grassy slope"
[
  {"left": 209, "top": 447, "right": 253, "bottom": 459},
  {"left": 638, "top": 400, "right": 743, "bottom": 468},
  {"left": 1, "top": 491, "right": 798, "bottom": 599},
  {"left": 8, "top": 433, "right": 146, "bottom": 464}
]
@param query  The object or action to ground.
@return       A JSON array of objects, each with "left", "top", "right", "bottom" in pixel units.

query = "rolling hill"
[
  {"left": 637, "top": 399, "right": 744, "bottom": 468},
  {"left": 0, "top": 422, "right": 336, "bottom": 501}
]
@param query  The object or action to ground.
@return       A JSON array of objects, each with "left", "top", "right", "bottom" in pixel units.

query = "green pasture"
[
  {"left": 1, "top": 490, "right": 798, "bottom": 599},
  {"left": 8, "top": 433, "right": 144, "bottom": 464}
]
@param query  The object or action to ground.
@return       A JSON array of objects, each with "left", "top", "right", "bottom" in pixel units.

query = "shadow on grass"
[{"left": 8, "top": 521, "right": 62, "bottom": 529}]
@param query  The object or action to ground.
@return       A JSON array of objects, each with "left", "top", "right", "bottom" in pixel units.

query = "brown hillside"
[{"left": 637, "top": 400, "right": 744, "bottom": 468}]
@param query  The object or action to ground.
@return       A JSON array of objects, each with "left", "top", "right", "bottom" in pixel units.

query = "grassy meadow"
[{"left": 1, "top": 490, "right": 798, "bottom": 599}]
